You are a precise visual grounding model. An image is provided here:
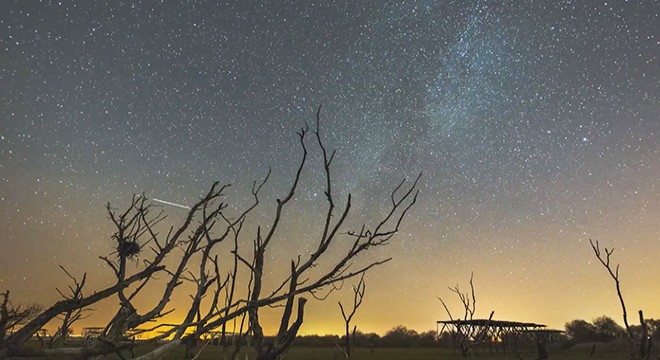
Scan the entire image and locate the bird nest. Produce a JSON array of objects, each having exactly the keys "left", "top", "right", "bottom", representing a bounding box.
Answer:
[{"left": 117, "top": 240, "right": 141, "bottom": 259}]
